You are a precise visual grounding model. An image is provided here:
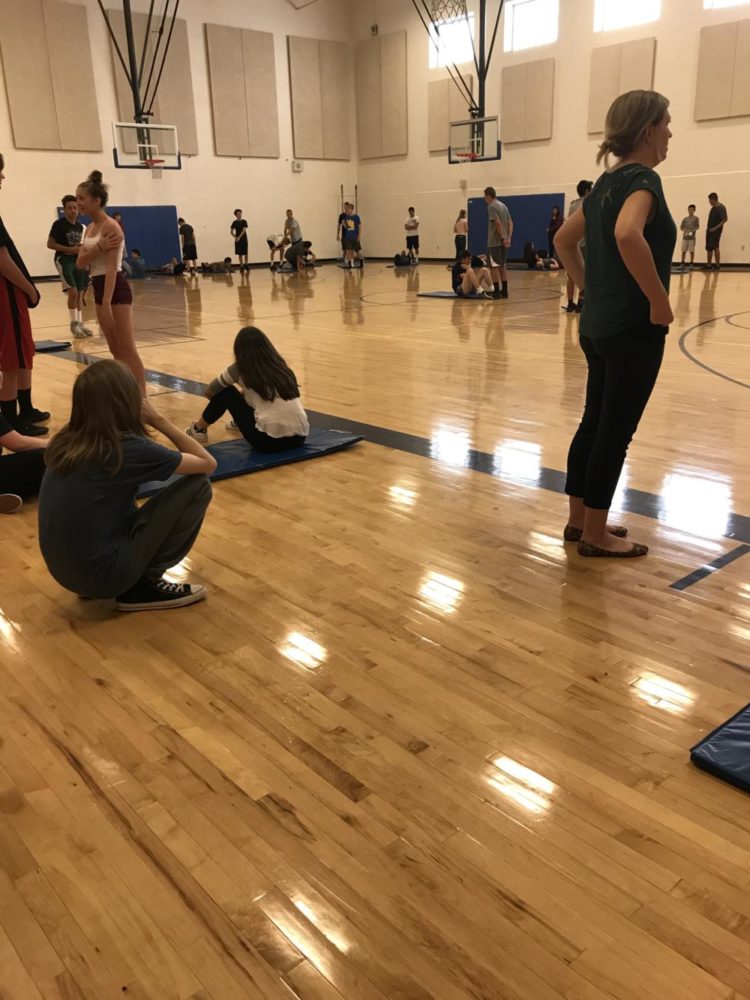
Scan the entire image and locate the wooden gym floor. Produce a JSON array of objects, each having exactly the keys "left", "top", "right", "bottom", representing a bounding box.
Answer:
[{"left": 1, "top": 262, "right": 748, "bottom": 1000}]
